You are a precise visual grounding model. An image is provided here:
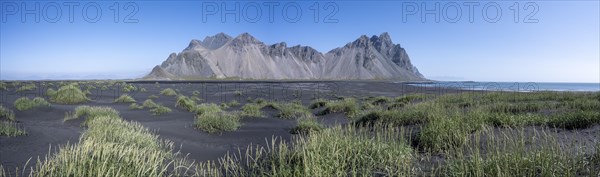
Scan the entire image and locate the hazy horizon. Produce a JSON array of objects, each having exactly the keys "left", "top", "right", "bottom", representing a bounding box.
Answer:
[{"left": 1, "top": 1, "right": 598, "bottom": 83}]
